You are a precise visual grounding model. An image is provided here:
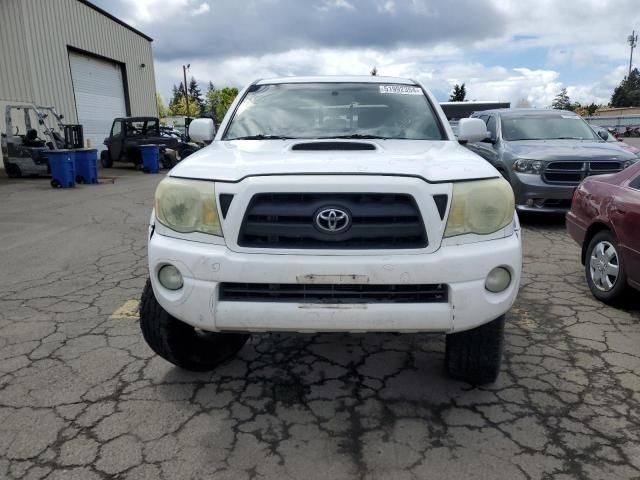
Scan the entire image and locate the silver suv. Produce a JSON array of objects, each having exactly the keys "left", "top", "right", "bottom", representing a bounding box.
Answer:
[{"left": 466, "top": 109, "right": 637, "bottom": 213}]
